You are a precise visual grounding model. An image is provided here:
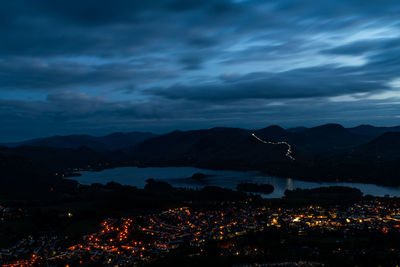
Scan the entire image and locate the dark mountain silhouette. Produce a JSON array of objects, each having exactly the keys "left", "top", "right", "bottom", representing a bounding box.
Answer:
[
  {"left": 287, "top": 126, "right": 308, "bottom": 133},
  {"left": 1, "top": 132, "right": 156, "bottom": 151},
  {"left": 350, "top": 132, "right": 400, "bottom": 161},
  {"left": 254, "top": 124, "right": 368, "bottom": 156},
  {"left": 255, "top": 125, "right": 288, "bottom": 140},
  {"left": 2, "top": 135, "right": 104, "bottom": 150},
  {"left": 96, "top": 132, "right": 157, "bottom": 150},
  {"left": 0, "top": 145, "right": 108, "bottom": 171},
  {"left": 298, "top": 124, "right": 369, "bottom": 153},
  {"left": 348, "top": 125, "right": 400, "bottom": 138},
  {"left": 3, "top": 124, "right": 398, "bottom": 155},
  {"left": 127, "top": 127, "right": 291, "bottom": 170},
  {"left": 3, "top": 123, "right": 400, "bottom": 188}
]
